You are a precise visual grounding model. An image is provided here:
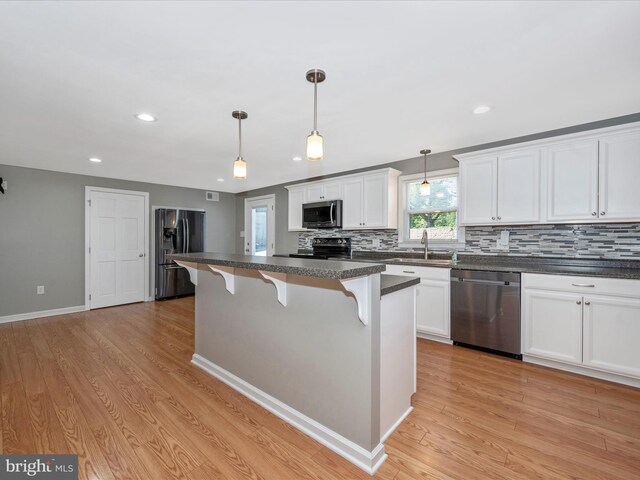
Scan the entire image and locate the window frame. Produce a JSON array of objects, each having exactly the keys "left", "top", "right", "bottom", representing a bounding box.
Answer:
[{"left": 397, "top": 168, "right": 465, "bottom": 249}]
